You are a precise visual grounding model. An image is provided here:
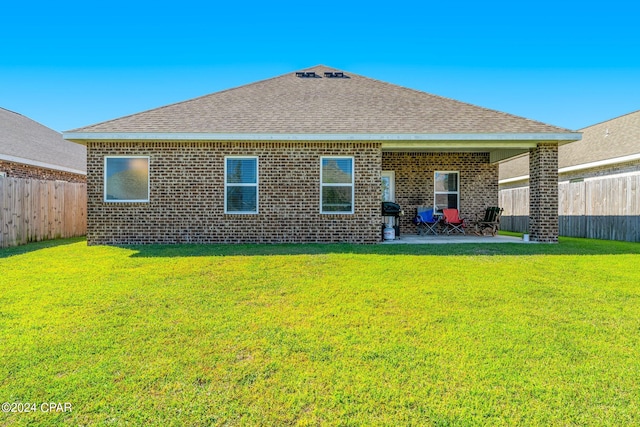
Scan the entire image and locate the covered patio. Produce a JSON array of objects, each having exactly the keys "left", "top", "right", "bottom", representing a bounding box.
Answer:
[{"left": 382, "top": 140, "right": 574, "bottom": 243}]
